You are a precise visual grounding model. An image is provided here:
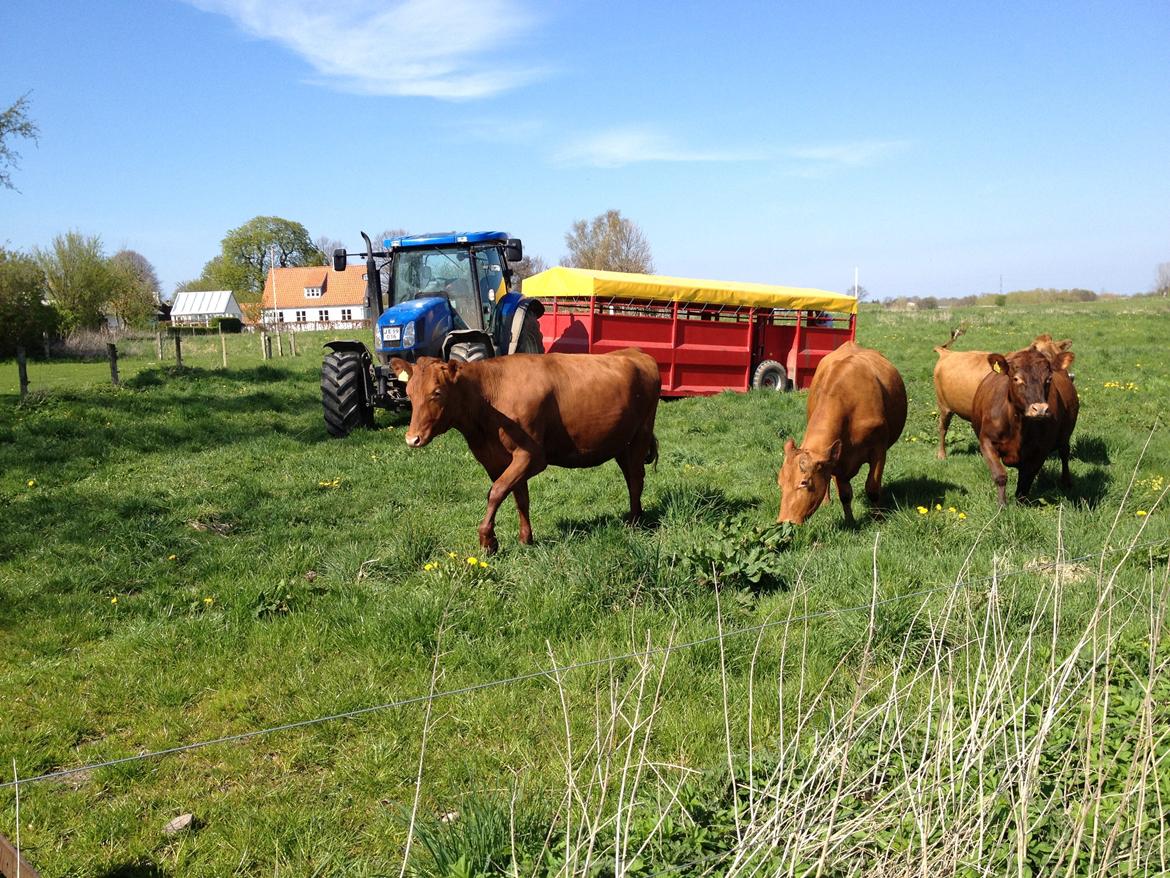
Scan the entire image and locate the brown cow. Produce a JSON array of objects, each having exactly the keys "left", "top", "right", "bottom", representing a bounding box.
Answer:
[
  {"left": 390, "top": 349, "right": 660, "bottom": 553},
  {"left": 778, "top": 342, "right": 907, "bottom": 525},
  {"left": 970, "top": 346, "right": 1078, "bottom": 506},
  {"left": 933, "top": 332, "right": 1072, "bottom": 458}
]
